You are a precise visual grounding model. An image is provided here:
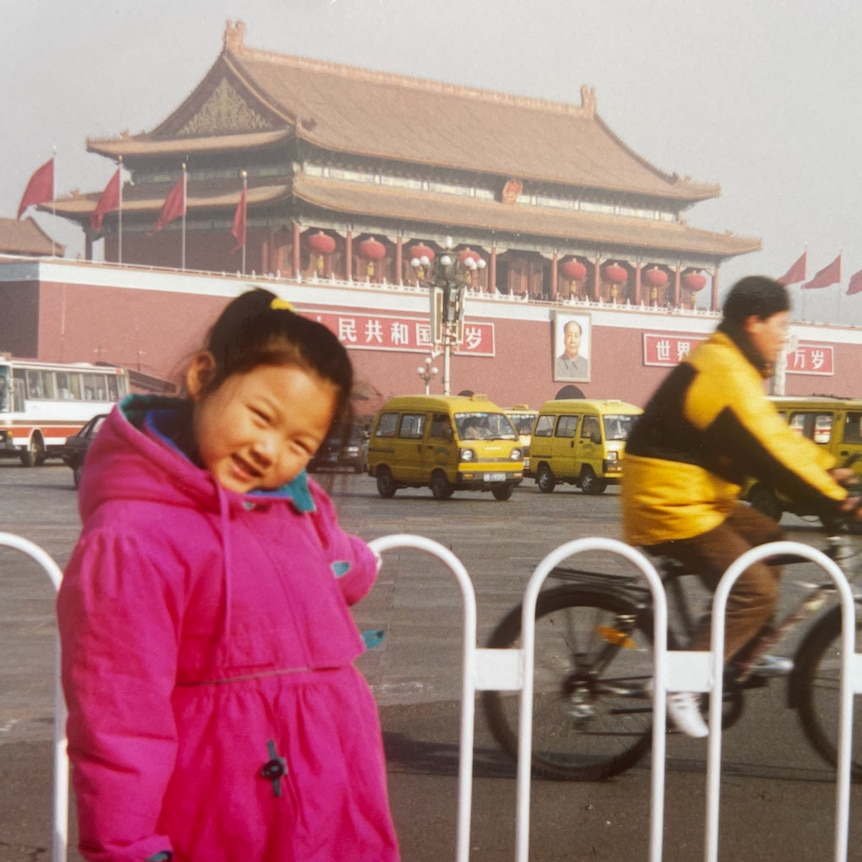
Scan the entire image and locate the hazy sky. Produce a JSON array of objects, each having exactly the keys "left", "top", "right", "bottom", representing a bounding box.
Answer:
[{"left": 4, "top": 0, "right": 862, "bottom": 324}]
